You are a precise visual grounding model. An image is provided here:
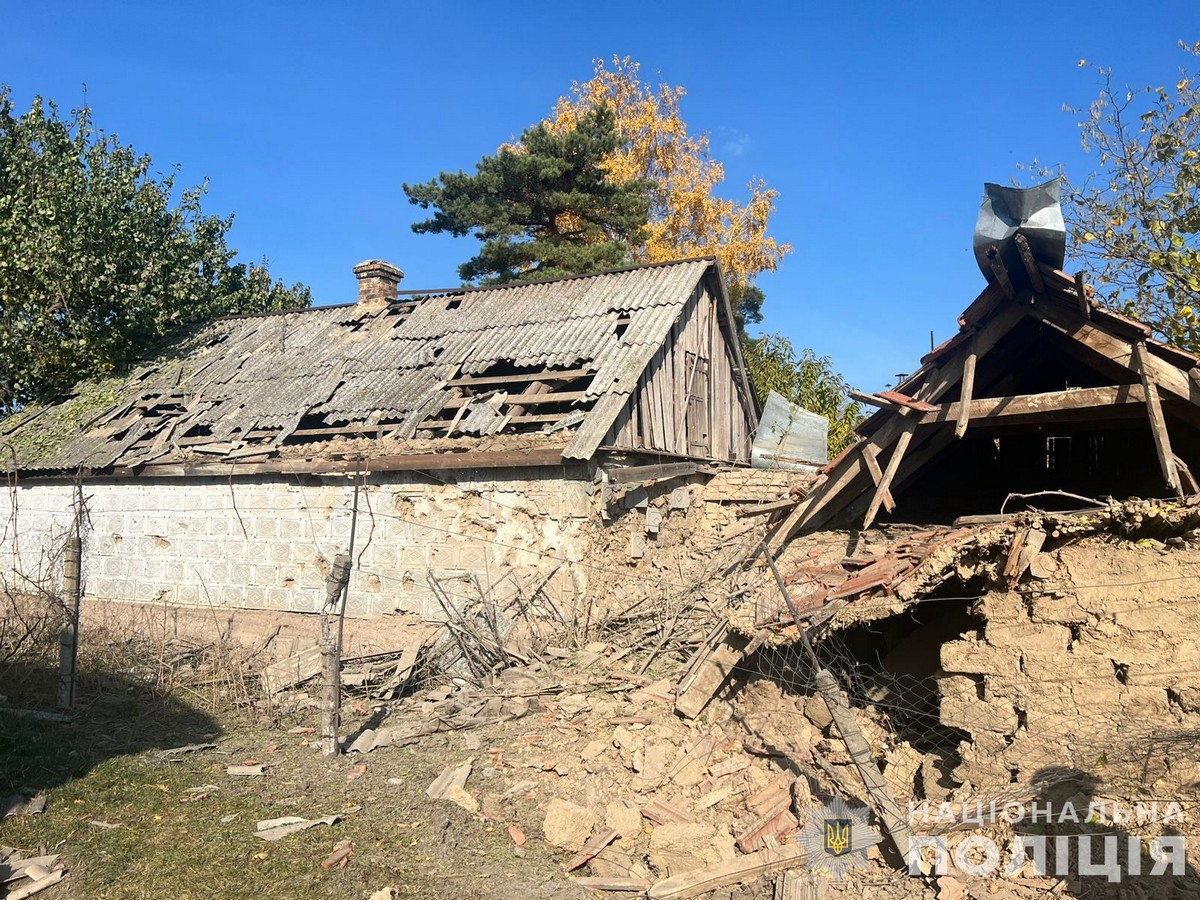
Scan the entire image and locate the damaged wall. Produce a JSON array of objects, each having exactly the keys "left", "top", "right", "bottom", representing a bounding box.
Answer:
[
  {"left": 0, "top": 464, "right": 800, "bottom": 624},
  {"left": 939, "top": 539, "right": 1200, "bottom": 793},
  {"left": 0, "top": 467, "right": 595, "bottom": 619}
]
